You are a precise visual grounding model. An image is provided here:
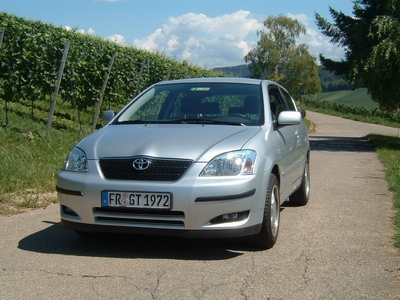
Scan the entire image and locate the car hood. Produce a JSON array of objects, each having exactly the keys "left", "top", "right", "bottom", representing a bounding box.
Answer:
[{"left": 77, "top": 124, "right": 261, "bottom": 162}]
